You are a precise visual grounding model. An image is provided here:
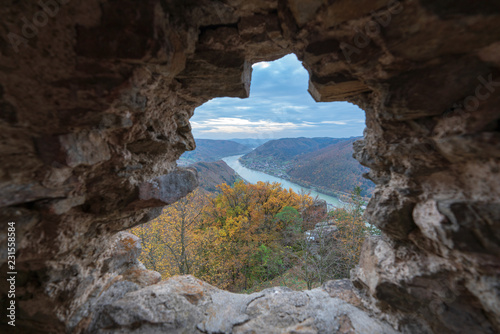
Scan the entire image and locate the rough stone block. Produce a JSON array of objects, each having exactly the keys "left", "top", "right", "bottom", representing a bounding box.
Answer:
[
  {"left": 127, "top": 168, "right": 198, "bottom": 210},
  {"left": 309, "top": 78, "right": 370, "bottom": 102},
  {"left": 287, "top": 0, "right": 325, "bottom": 26},
  {"left": 435, "top": 132, "right": 500, "bottom": 163},
  {"left": 36, "top": 131, "right": 111, "bottom": 168},
  {"left": 89, "top": 275, "right": 399, "bottom": 333},
  {"left": 364, "top": 187, "right": 417, "bottom": 240}
]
